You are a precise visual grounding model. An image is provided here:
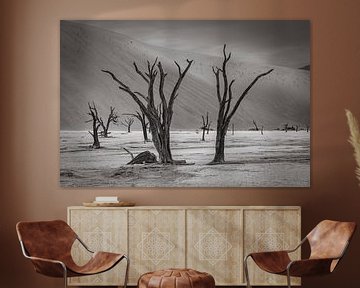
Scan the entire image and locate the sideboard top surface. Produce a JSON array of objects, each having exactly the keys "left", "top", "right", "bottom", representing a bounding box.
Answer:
[{"left": 68, "top": 205, "right": 301, "bottom": 210}]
